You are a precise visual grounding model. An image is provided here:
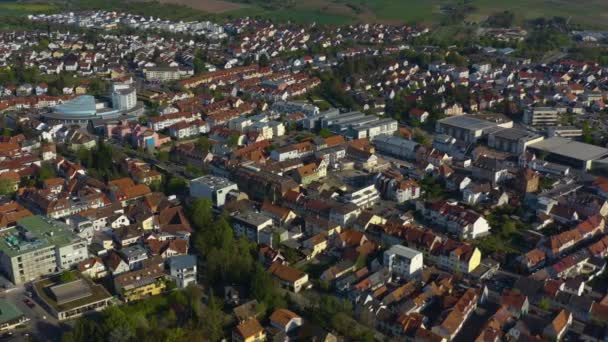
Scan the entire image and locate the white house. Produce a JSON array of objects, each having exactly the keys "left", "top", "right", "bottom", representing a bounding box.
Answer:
[{"left": 384, "top": 245, "right": 423, "bottom": 278}]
